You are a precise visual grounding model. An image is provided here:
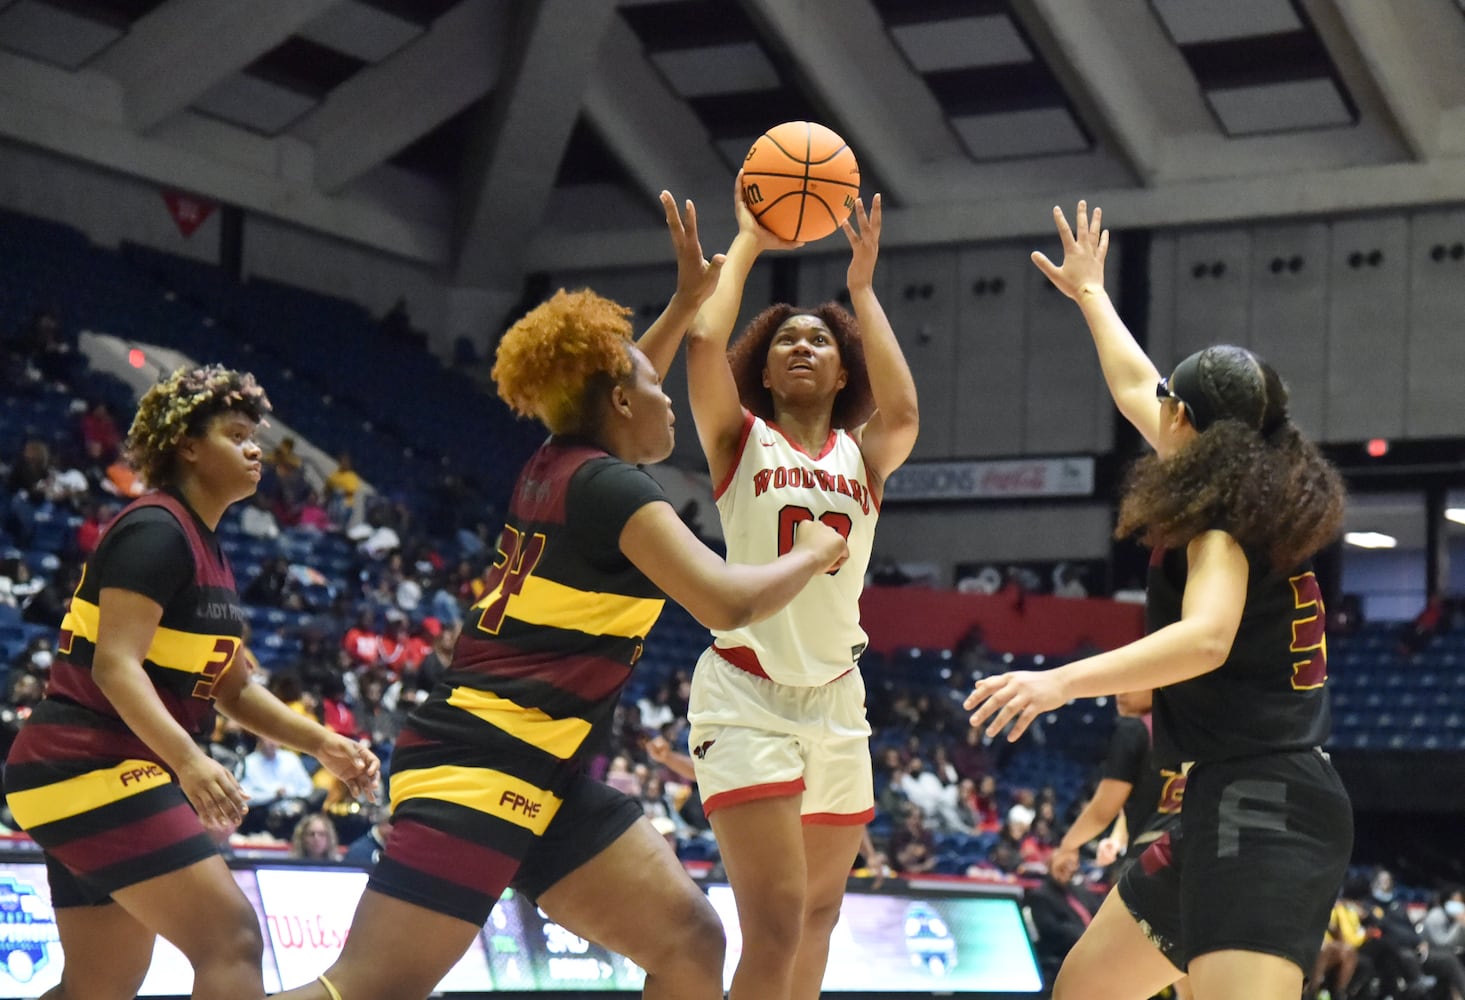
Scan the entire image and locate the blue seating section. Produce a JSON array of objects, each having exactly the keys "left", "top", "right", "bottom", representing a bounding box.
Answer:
[{"left": 1327, "top": 622, "right": 1465, "bottom": 750}]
